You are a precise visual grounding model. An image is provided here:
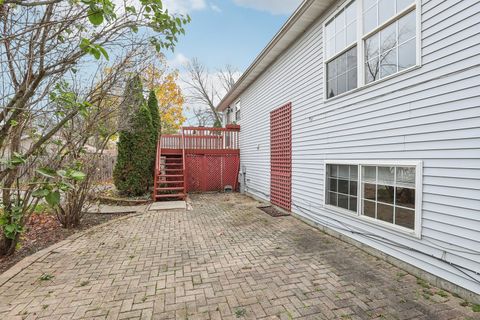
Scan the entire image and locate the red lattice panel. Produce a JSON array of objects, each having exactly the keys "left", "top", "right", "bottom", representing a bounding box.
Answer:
[
  {"left": 223, "top": 154, "right": 240, "bottom": 191},
  {"left": 205, "top": 155, "right": 222, "bottom": 191},
  {"left": 270, "top": 102, "right": 292, "bottom": 211},
  {"left": 186, "top": 153, "right": 240, "bottom": 192},
  {"left": 186, "top": 155, "right": 202, "bottom": 192}
]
